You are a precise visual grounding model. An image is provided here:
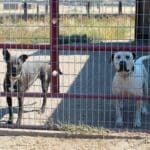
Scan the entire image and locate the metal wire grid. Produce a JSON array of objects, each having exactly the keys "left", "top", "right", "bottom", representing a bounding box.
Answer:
[
  {"left": 0, "top": 0, "right": 149, "bottom": 133},
  {"left": 58, "top": 0, "right": 150, "bottom": 130},
  {"left": 0, "top": 0, "right": 53, "bottom": 128}
]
